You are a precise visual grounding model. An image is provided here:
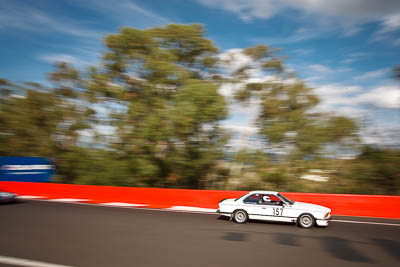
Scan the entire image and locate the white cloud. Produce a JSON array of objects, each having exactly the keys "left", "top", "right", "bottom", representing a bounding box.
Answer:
[
  {"left": 218, "top": 82, "right": 244, "bottom": 97},
  {"left": 219, "top": 84, "right": 261, "bottom": 126},
  {"left": 371, "top": 12, "right": 400, "bottom": 45},
  {"left": 197, "top": 0, "right": 281, "bottom": 21},
  {"left": 218, "top": 49, "right": 253, "bottom": 73},
  {"left": 122, "top": 0, "right": 169, "bottom": 24},
  {"left": 292, "top": 49, "right": 313, "bottom": 56},
  {"left": 380, "top": 13, "right": 400, "bottom": 33},
  {"left": 303, "top": 64, "right": 351, "bottom": 79},
  {"left": 361, "top": 122, "right": 400, "bottom": 147},
  {"left": 308, "top": 64, "right": 333, "bottom": 73},
  {"left": 341, "top": 58, "right": 356, "bottom": 64},
  {"left": 220, "top": 121, "right": 265, "bottom": 150},
  {"left": 220, "top": 123, "right": 258, "bottom": 135},
  {"left": 73, "top": 0, "right": 171, "bottom": 26},
  {"left": 353, "top": 68, "right": 389, "bottom": 81},
  {"left": 313, "top": 83, "right": 400, "bottom": 111},
  {"left": 37, "top": 53, "right": 92, "bottom": 67},
  {"left": 197, "top": 0, "right": 400, "bottom": 22},
  {"left": 251, "top": 27, "right": 325, "bottom": 45},
  {"left": 0, "top": 0, "right": 171, "bottom": 40},
  {"left": 311, "top": 82, "right": 400, "bottom": 146},
  {"left": 314, "top": 84, "right": 362, "bottom": 96},
  {"left": 312, "top": 84, "right": 365, "bottom": 116},
  {"left": 198, "top": 0, "right": 400, "bottom": 43},
  {"left": 0, "top": 1, "right": 101, "bottom": 38},
  {"left": 218, "top": 48, "right": 280, "bottom": 82},
  {"left": 341, "top": 52, "right": 370, "bottom": 65},
  {"left": 356, "top": 86, "right": 400, "bottom": 108}
]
